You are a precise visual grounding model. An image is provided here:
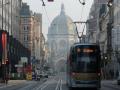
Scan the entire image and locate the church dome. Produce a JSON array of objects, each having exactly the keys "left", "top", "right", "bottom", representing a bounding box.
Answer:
[{"left": 48, "top": 4, "right": 76, "bottom": 36}]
